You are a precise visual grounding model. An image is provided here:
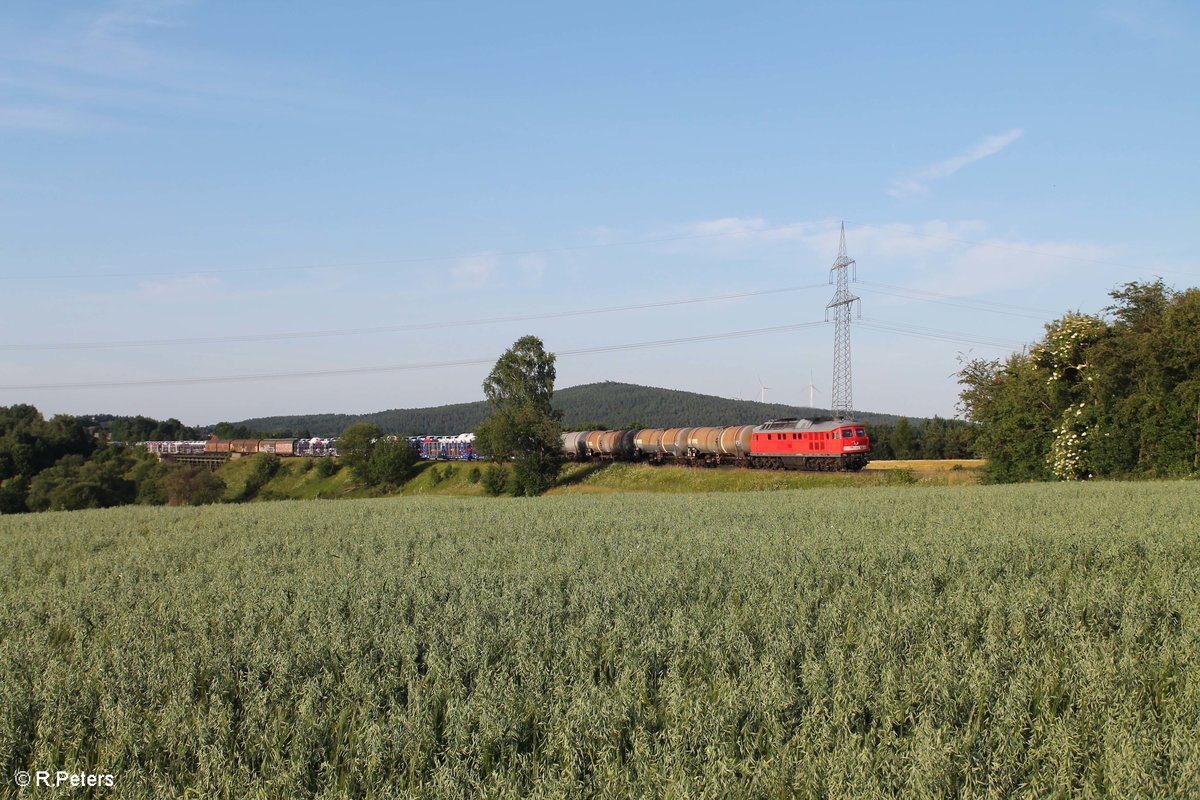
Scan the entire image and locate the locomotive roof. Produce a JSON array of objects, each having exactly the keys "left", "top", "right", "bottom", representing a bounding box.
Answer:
[{"left": 754, "top": 417, "right": 864, "bottom": 432}]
